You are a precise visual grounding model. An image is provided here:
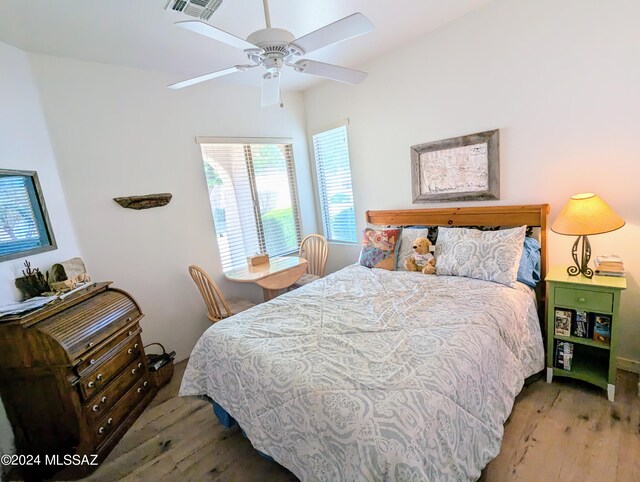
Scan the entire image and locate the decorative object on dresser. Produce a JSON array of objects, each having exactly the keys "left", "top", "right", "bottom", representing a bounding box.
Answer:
[
  {"left": 411, "top": 129, "right": 500, "bottom": 202},
  {"left": 0, "top": 282, "right": 156, "bottom": 480},
  {"left": 113, "top": 193, "right": 172, "bottom": 210},
  {"left": 551, "top": 193, "right": 625, "bottom": 279},
  {"left": 49, "top": 256, "right": 91, "bottom": 292},
  {"left": 14, "top": 259, "right": 50, "bottom": 299},
  {"left": 545, "top": 266, "right": 626, "bottom": 401}
]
